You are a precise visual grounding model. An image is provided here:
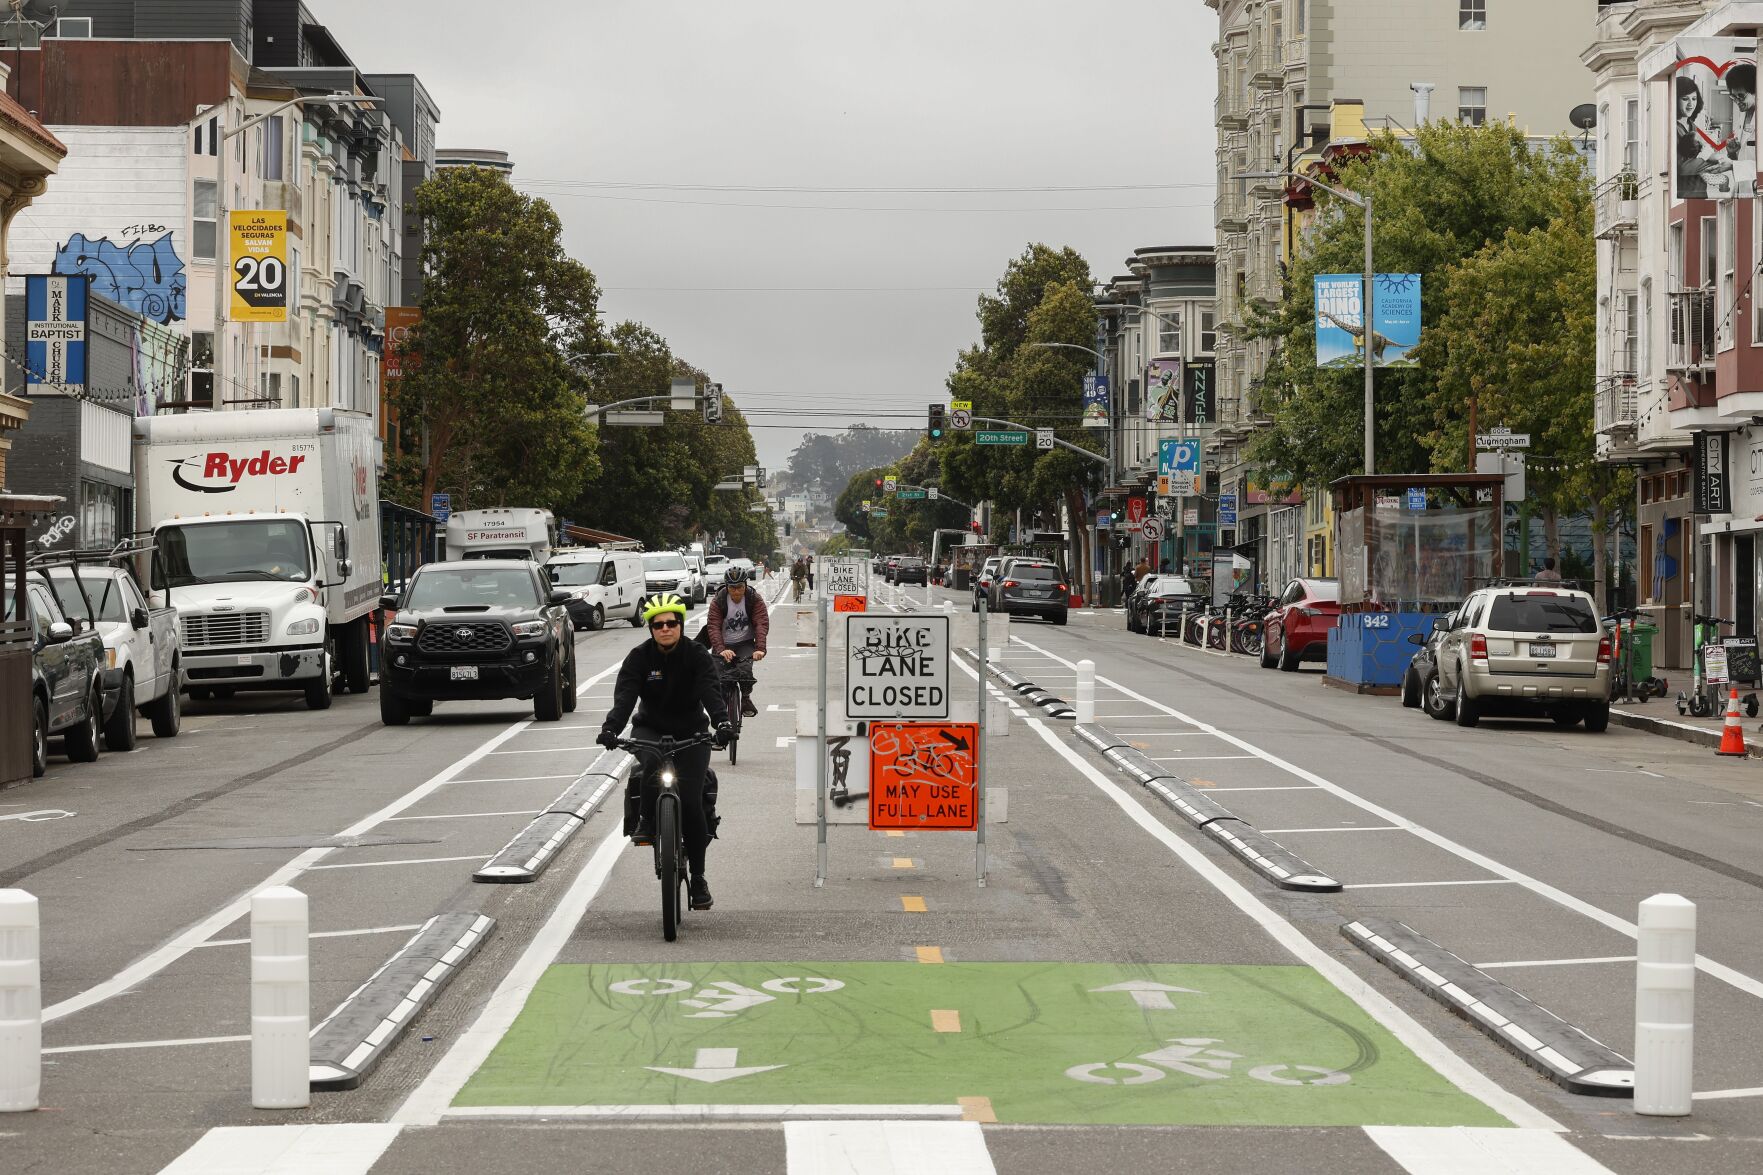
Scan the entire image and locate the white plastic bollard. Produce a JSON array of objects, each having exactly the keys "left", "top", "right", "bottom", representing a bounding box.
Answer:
[
  {"left": 251, "top": 886, "right": 310, "bottom": 1109},
  {"left": 0, "top": 889, "right": 41, "bottom": 1113},
  {"left": 1076, "top": 659, "right": 1096, "bottom": 724},
  {"left": 1634, "top": 893, "right": 1696, "bottom": 1116}
]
